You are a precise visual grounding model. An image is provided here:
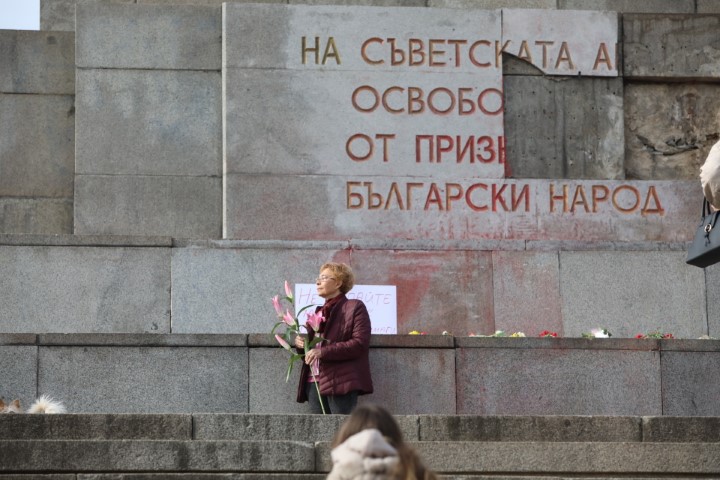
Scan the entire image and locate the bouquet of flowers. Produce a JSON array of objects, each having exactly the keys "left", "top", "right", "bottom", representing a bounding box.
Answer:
[{"left": 271, "top": 281, "right": 328, "bottom": 413}]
